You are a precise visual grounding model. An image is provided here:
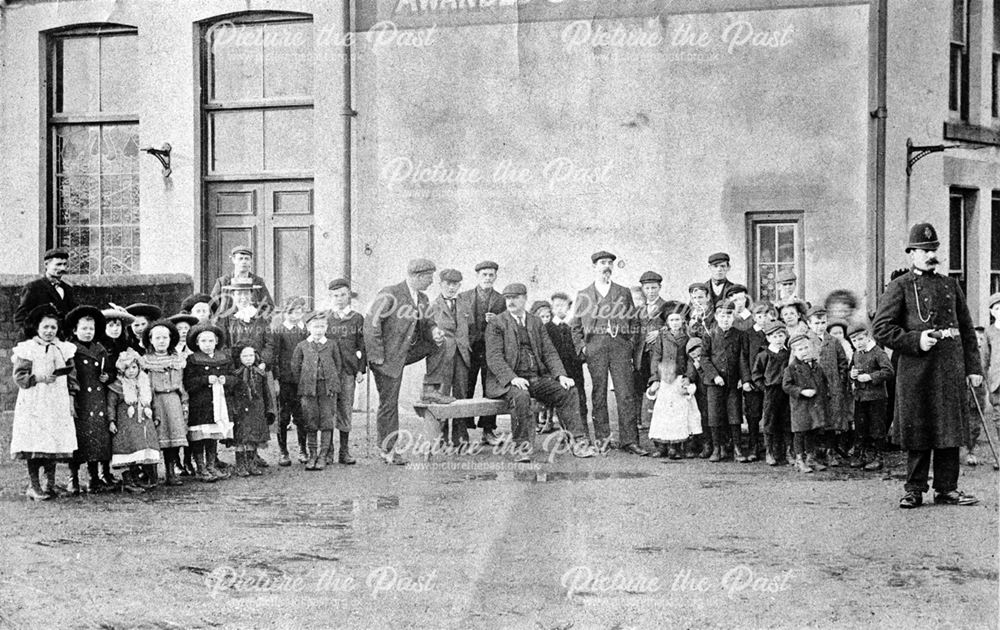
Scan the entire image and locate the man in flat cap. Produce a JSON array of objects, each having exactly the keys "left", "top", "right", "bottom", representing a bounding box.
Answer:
[
  {"left": 364, "top": 258, "right": 442, "bottom": 465},
  {"left": 634, "top": 270, "right": 668, "bottom": 428},
  {"left": 211, "top": 245, "right": 274, "bottom": 318},
  {"left": 14, "top": 248, "right": 78, "bottom": 338},
  {"left": 423, "top": 269, "right": 474, "bottom": 445},
  {"left": 705, "top": 252, "right": 738, "bottom": 308},
  {"left": 485, "top": 283, "right": 596, "bottom": 462},
  {"left": 873, "top": 222, "right": 982, "bottom": 508},
  {"left": 571, "top": 251, "right": 647, "bottom": 455},
  {"left": 460, "top": 260, "right": 507, "bottom": 445},
  {"left": 775, "top": 269, "right": 800, "bottom": 303}
]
